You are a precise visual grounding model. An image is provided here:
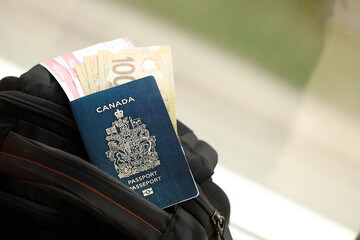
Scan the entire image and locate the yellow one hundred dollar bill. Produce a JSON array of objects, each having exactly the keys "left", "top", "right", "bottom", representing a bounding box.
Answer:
[{"left": 103, "top": 46, "right": 177, "bottom": 131}]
